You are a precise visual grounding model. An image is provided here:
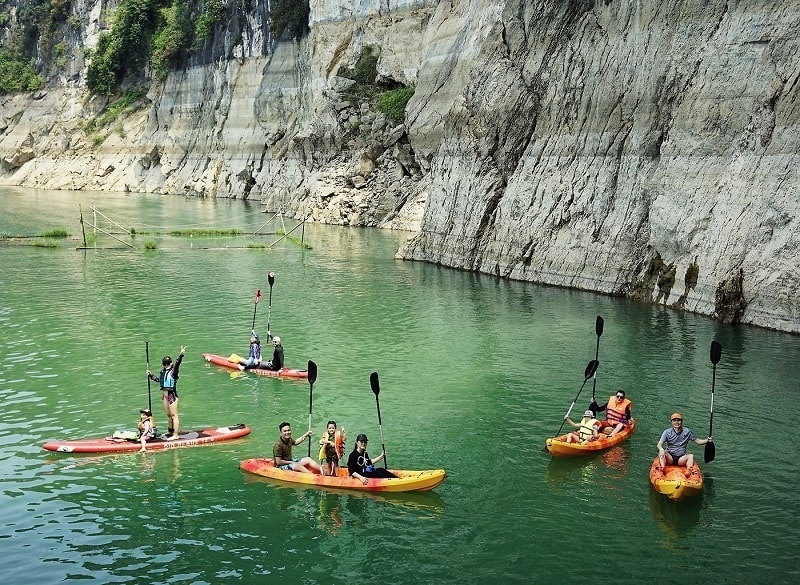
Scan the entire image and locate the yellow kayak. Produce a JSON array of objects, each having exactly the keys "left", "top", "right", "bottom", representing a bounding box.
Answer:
[
  {"left": 545, "top": 419, "right": 636, "bottom": 456},
  {"left": 239, "top": 458, "right": 446, "bottom": 492},
  {"left": 649, "top": 456, "right": 704, "bottom": 500}
]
